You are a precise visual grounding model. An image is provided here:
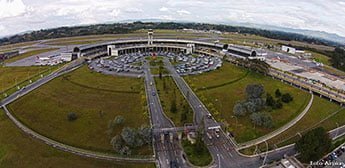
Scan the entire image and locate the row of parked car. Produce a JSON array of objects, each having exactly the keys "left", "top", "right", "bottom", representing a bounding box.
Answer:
[
  {"left": 175, "top": 54, "right": 222, "bottom": 75},
  {"left": 317, "top": 145, "right": 345, "bottom": 167},
  {"left": 88, "top": 51, "right": 223, "bottom": 76}
]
